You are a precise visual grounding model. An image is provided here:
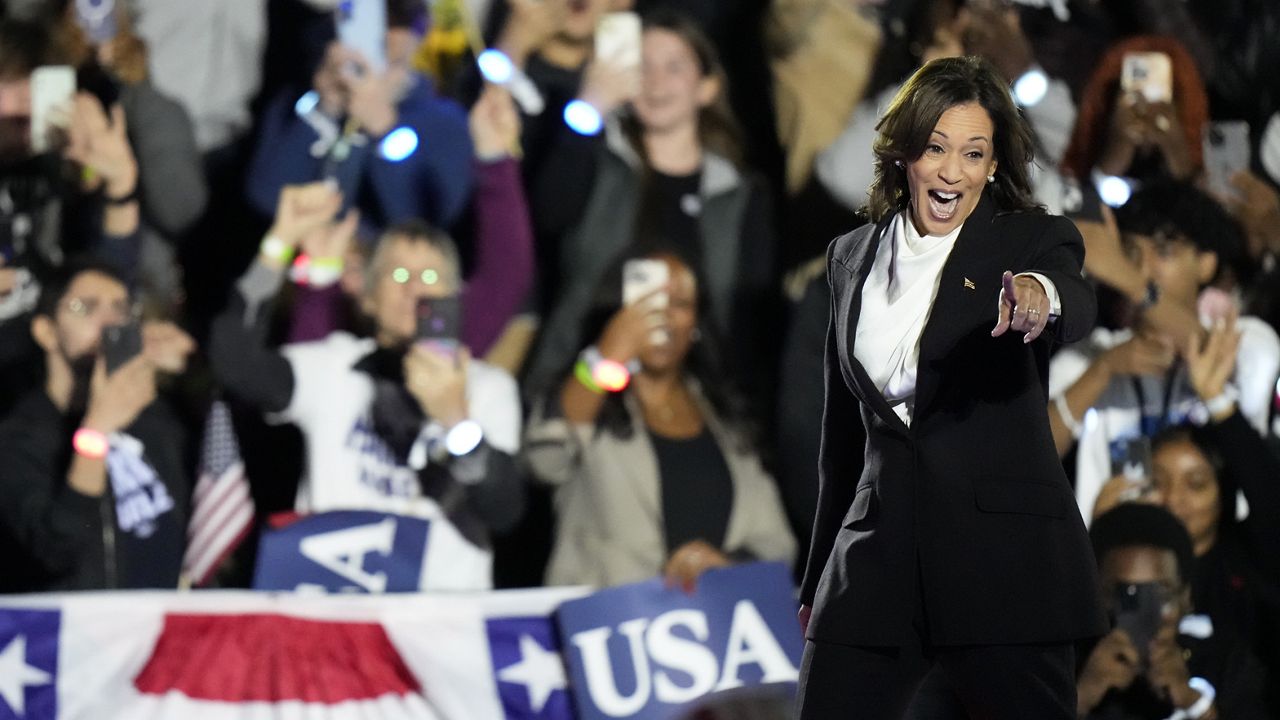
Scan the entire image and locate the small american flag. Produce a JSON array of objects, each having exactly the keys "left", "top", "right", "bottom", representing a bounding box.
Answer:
[{"left": 182, "top": 400, "right": 255, "bottom": 587}]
